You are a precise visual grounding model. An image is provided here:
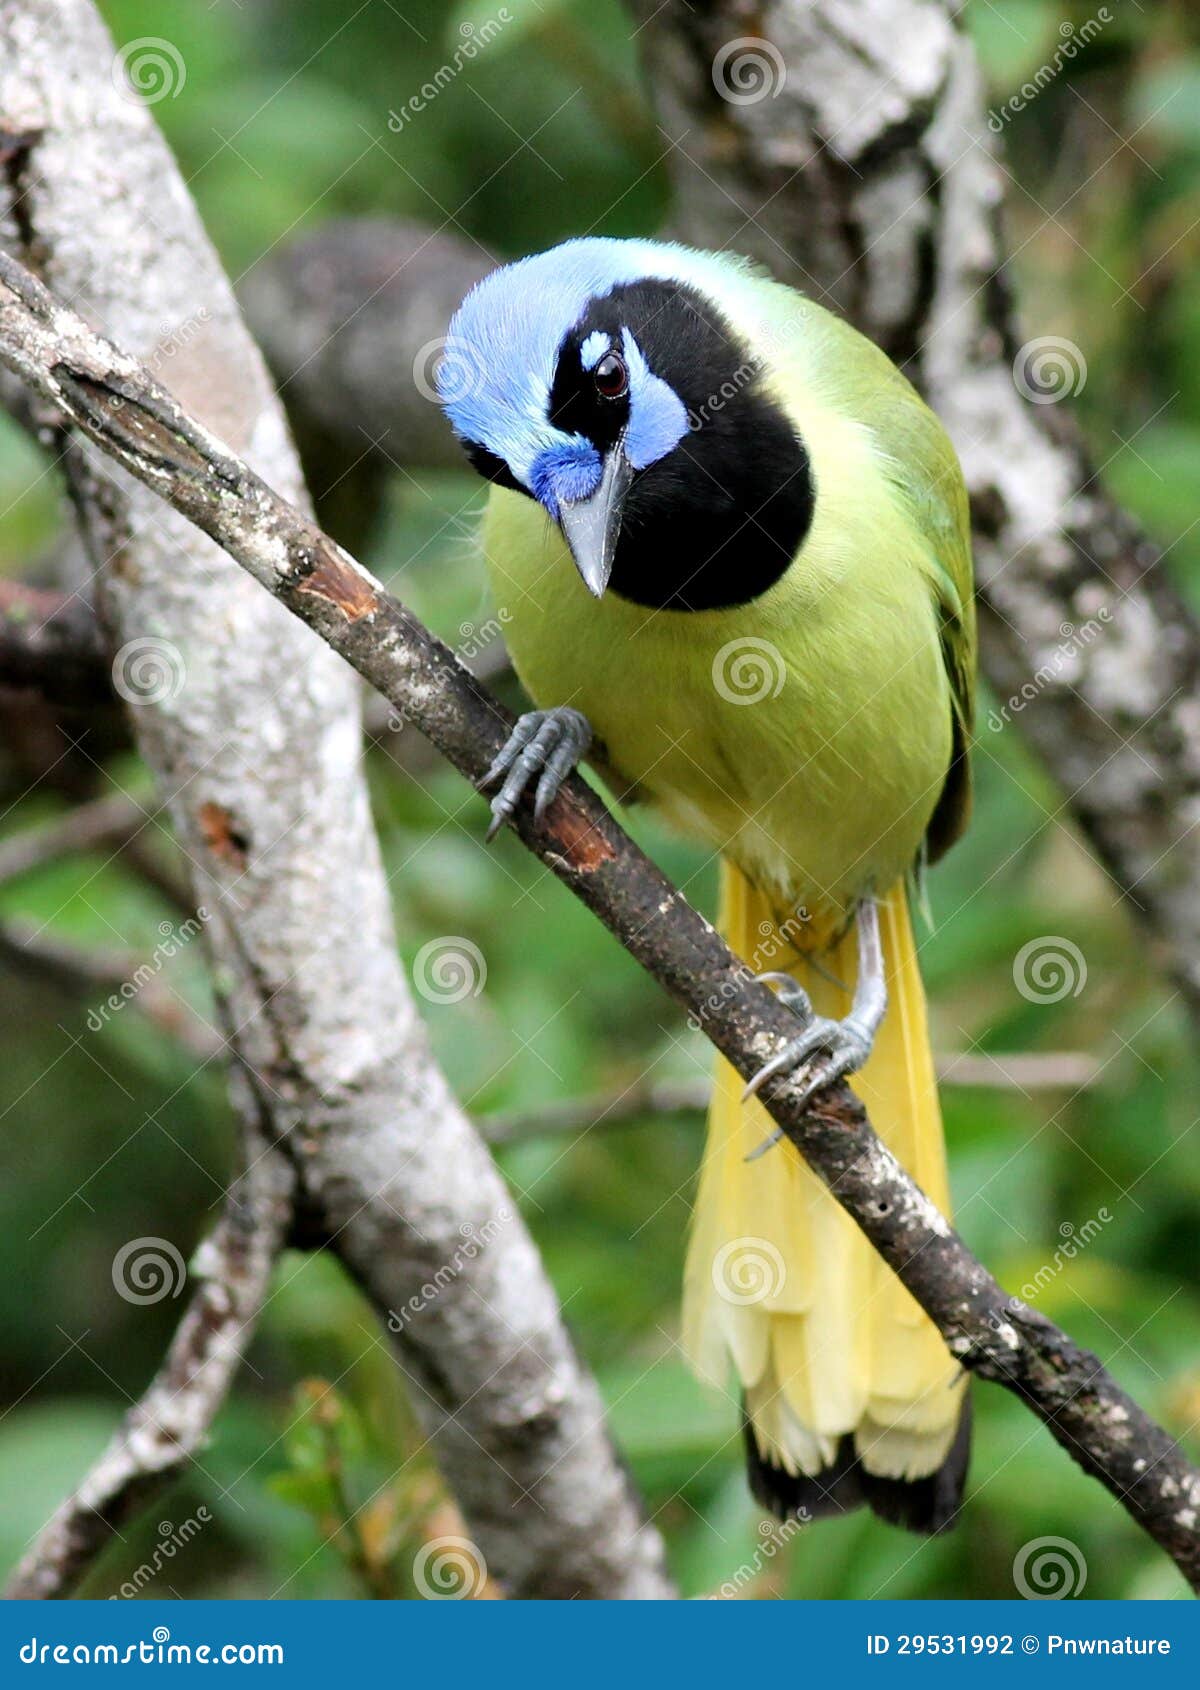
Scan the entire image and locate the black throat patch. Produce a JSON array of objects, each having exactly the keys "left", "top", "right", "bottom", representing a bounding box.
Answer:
[{"left": 551, "top": 277, "right": 815, "bottom": 611}]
